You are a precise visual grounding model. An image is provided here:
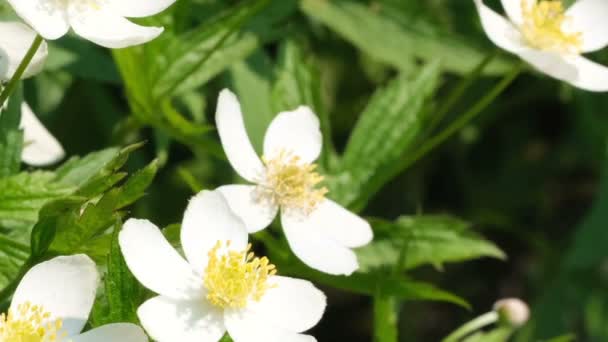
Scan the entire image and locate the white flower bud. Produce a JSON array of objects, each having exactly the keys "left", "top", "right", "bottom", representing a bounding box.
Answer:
[{"left": 493, "top": 298, "right": 530, "bottom": 327}]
